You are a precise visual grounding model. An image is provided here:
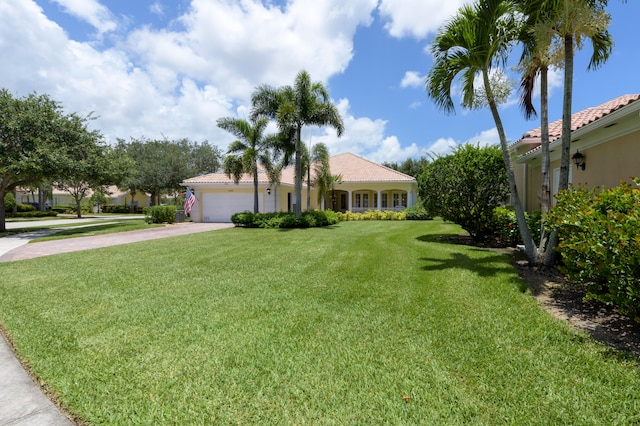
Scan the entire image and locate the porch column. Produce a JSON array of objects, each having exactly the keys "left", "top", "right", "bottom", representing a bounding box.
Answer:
[
  {"left": 377, "top": 190, "right": 381, "bottom": 209},
  {"left": 348, "top": 190, "right": 352, "bottom": 211}
]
